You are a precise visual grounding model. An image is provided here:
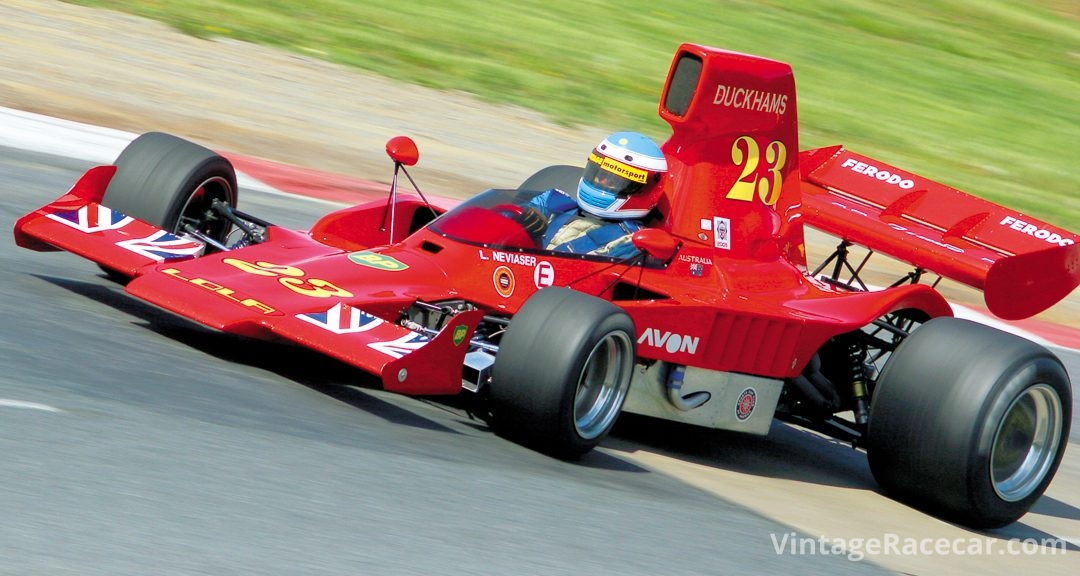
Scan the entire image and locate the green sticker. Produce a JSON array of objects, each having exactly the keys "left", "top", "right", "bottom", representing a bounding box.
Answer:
[
  {"left": 452, "top": 325, "right": 468, "bottom": 346},
  {"left": 348, "top": 251, "right": 409, "bottom": 271}
]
